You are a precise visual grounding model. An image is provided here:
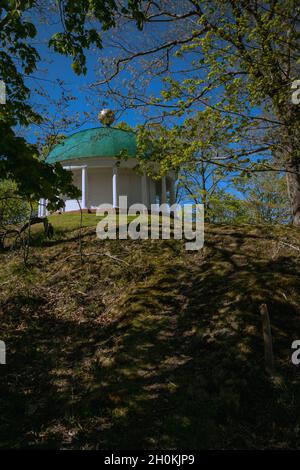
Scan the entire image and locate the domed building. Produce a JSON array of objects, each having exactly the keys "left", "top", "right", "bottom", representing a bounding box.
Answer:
[{"left": 38, "top": 119, "right": 176, "bottom": 216}]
